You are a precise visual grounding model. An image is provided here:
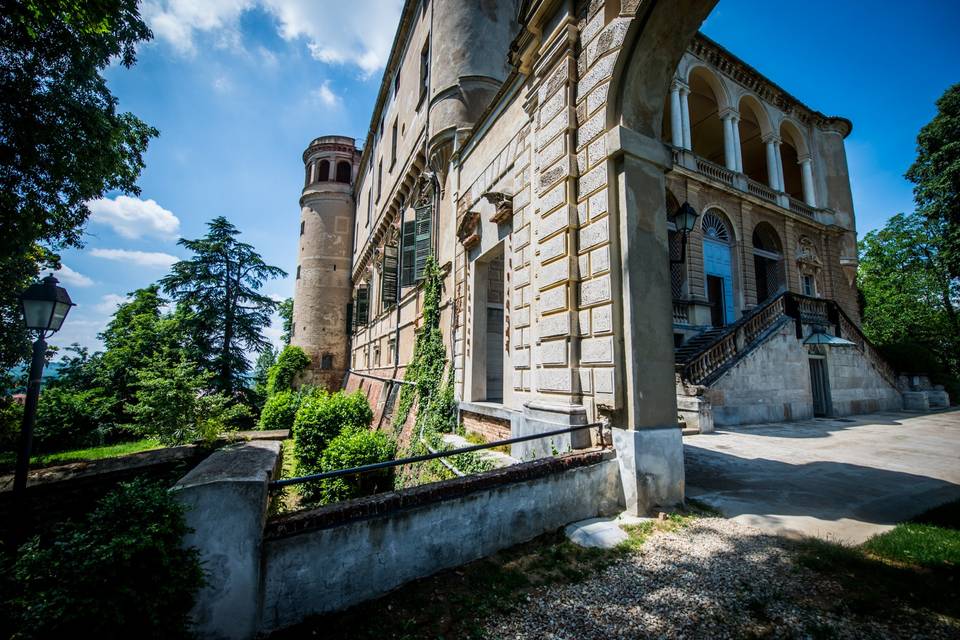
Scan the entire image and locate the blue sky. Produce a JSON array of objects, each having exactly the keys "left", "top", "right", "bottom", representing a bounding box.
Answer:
[{"left": 49, "top": 0, "right": 960, "bottom": 355}]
